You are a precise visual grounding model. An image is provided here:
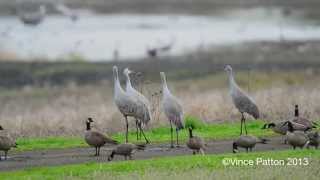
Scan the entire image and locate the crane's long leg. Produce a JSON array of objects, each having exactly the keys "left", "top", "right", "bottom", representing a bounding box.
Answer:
[
  {"left": 139, "top": 124, "right": 150, "bottom": 144},
  {"left": 240, "top": 114, "right": 243, "bottom": 136},
  {"left": 170, "top": 120, "right": 174, "bottom": 148},
  {"left": 135, "top": 119, "right": 139, "bottom": 140},
  {"left": 242, "top": 114, "right": 248, "bottom": 135},
  {"left": 125, "top": 116, "right": 129, "bottom": 143},
  {"left": 139, "top": 121, "right": 142, "bottom": 140},
  {"left": 176, "top": 128, "right": 180, "bottom": 147}
]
